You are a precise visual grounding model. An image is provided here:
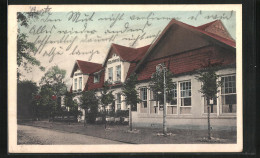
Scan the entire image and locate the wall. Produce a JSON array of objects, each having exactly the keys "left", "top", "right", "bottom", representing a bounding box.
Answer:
[
  {"left": 133, "top": 67, "right": 236, "bottom": 130},
  {"left": 105, "top": 54, "right": 131, "bottom": 83},
  {"left": 72, "top": 69, "right": 89, "bottom": 91}
]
